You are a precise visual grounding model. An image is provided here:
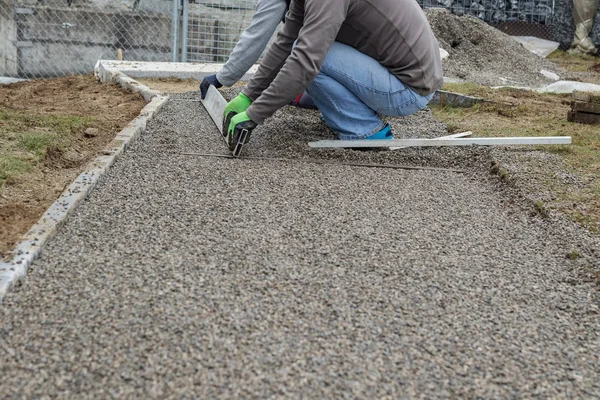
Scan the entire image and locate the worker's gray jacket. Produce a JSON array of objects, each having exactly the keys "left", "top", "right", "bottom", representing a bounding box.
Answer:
[
  {"left": 216, "top": 0, "right": 287, "bottom": 86},
  {"left": 244, "top": 0, "right": 443, "bottom": 124}
]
